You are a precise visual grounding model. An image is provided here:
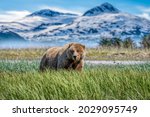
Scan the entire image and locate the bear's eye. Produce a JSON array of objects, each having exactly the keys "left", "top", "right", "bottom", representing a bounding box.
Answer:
[
  {"left": 77, "top": 50, "right": 80, "bottom": 52},
  {"left": 70, "top": 50, "right": 74, "bottom": 53}
]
